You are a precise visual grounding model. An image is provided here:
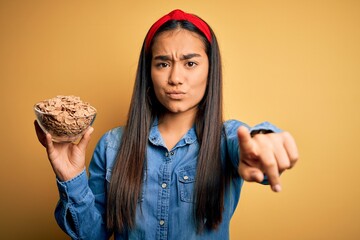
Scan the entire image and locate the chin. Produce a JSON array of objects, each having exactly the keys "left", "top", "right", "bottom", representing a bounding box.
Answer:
[
  {"left": 166, "top": 108, "right": 185, "bottom": 114},
  {"left": 165, "top": 105, "right": 198, "bottom": 115},
  {"left": 162, "top": 104, "right": 183, "bottom": 113}
]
